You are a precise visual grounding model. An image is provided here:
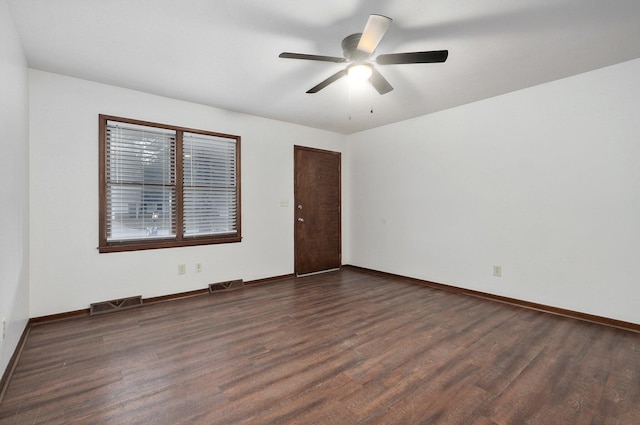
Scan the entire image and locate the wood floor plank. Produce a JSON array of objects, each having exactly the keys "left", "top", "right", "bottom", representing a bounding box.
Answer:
[{"left": 1, "top": 268, "right": 639, "bottom": 424}]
